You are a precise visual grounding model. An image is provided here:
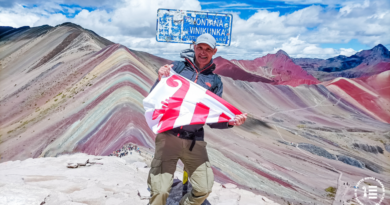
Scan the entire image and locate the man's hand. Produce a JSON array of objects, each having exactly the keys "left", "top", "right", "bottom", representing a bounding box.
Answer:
[
  {"left": 228, "top": 113, "right": 247, "bottom": 126},
  {"left": 158, "top": 64, "right": 173, "bottom": 80}
]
